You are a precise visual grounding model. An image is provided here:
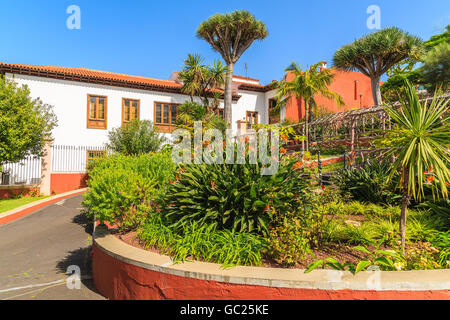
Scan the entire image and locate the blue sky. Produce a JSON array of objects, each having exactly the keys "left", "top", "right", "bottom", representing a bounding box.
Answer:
[{"left": 0, "top": 0, "right": 448, "bottom": 84}]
